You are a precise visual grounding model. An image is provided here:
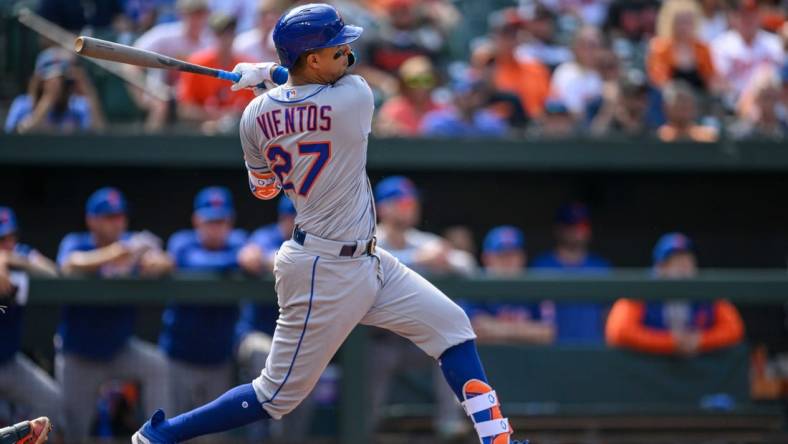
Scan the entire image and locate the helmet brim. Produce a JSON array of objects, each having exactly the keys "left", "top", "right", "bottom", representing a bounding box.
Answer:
[{"left": 315, "top": 24, "right": 363, "bottom": 50}]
